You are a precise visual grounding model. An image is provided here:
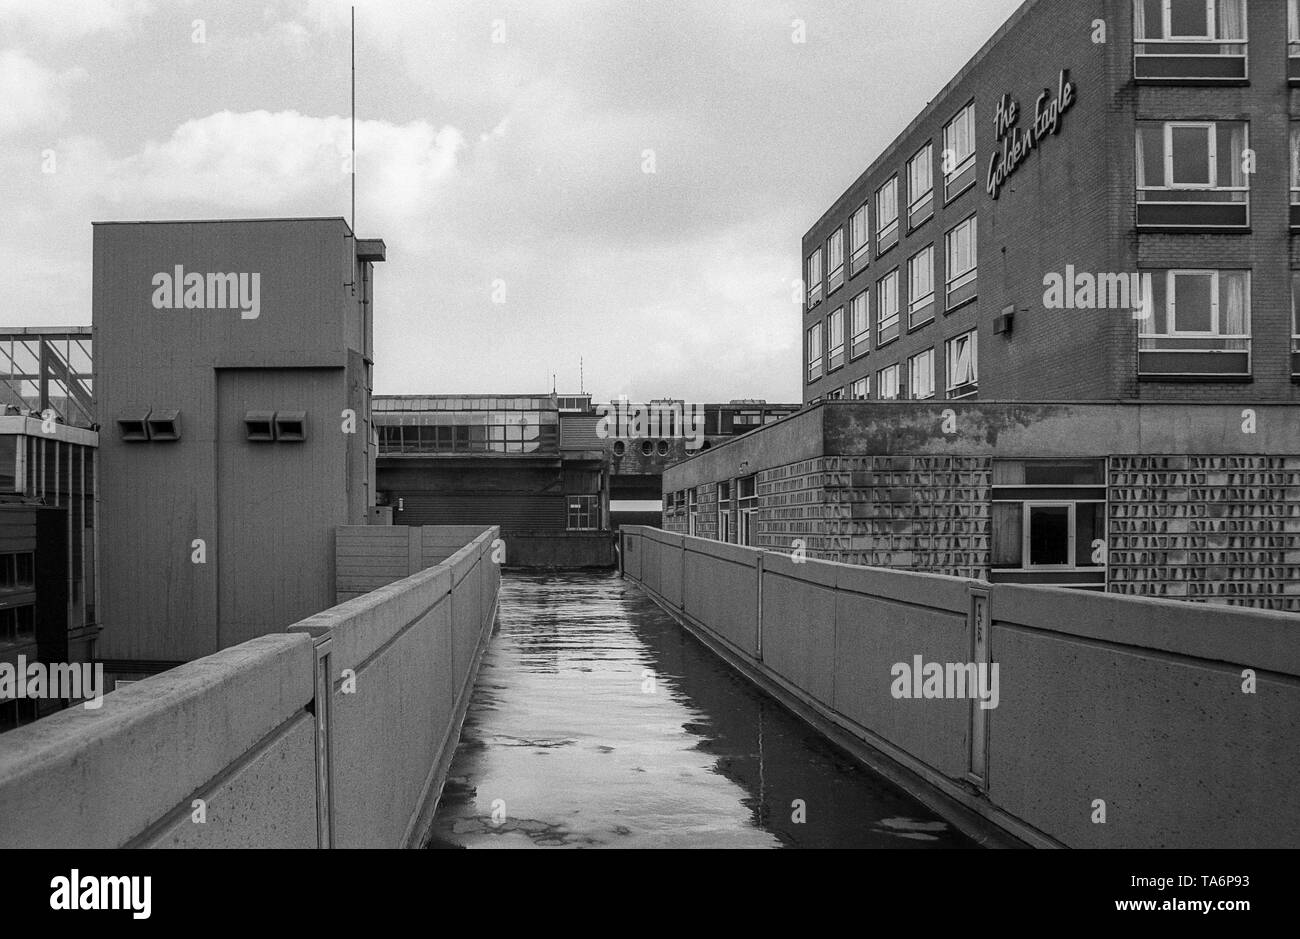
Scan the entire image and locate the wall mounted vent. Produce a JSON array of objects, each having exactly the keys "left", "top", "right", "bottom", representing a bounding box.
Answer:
[
  {"left": 117, "top": 412, "right": 151, "bottom": 442},
  {"left": 275, "top": 411, "right": 307, "bottom": 443},
  {"left": 245, "top": 410, "right": 276, "bottom": 442},
  {"left": 146, "top": 409, "right": 181, "bottom": 442}
]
